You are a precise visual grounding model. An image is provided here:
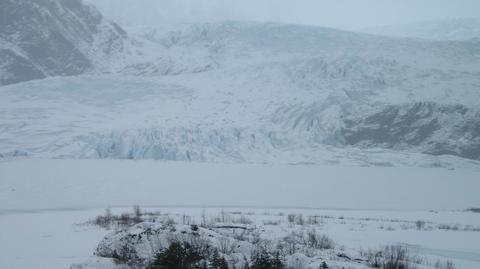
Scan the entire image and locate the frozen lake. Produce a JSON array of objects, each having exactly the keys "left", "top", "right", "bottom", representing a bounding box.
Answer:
[{"left": 1, "top": 159, "right": 480, "bottom": 211}]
